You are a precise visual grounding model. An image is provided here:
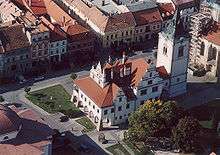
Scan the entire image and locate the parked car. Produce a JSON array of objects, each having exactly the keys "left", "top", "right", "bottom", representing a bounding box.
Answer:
[
  {"left": 34, "top": 76, "right": 45, "bottom": 82},
  {"left": 60, "top": 116, "right": 69, "bottom": 122}
]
